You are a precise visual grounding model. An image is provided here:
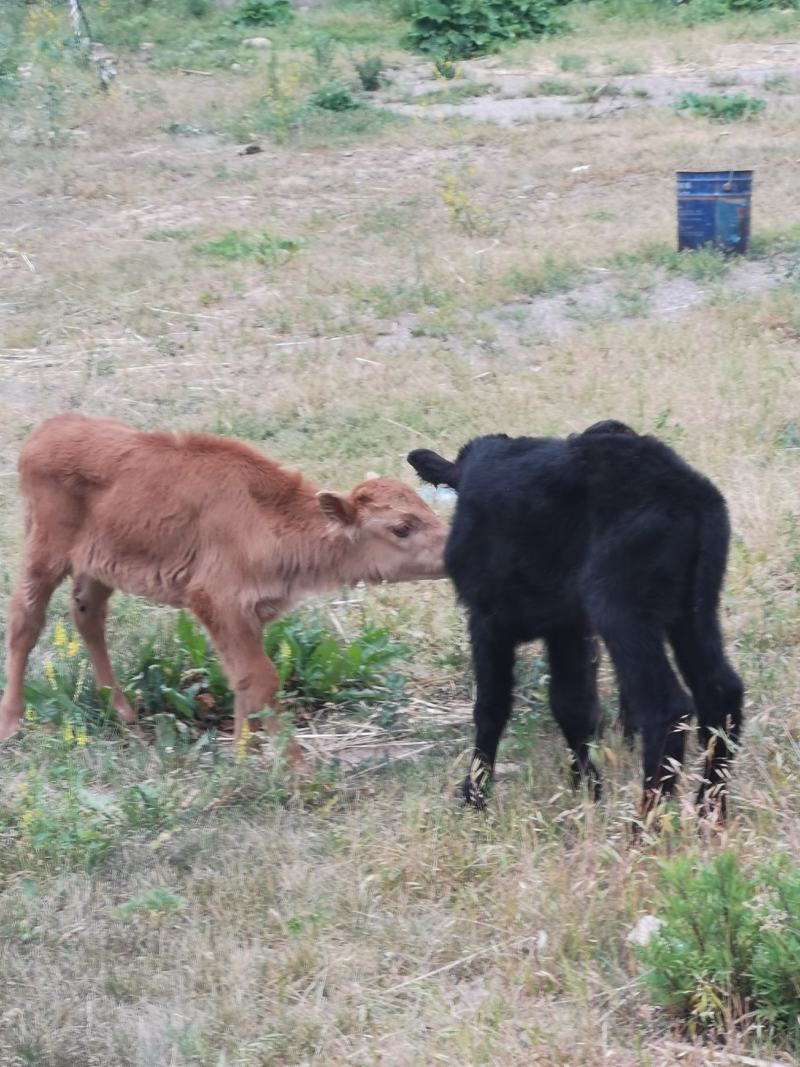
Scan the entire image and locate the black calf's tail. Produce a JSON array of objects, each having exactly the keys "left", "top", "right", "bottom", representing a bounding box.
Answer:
[
  {"left": 693, "top": 491, "right": 732, "bottom": 623},
  {"left": 687, "top": 490, "right": 744, "bottom": 743}
]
